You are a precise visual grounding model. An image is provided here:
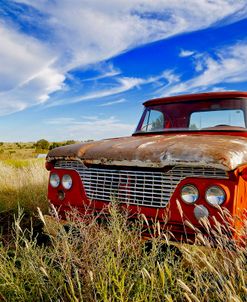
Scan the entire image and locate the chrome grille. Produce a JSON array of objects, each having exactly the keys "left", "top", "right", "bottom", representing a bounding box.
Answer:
[{"left": 55, "top": 160, "right": 228, "bottom": 208}]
